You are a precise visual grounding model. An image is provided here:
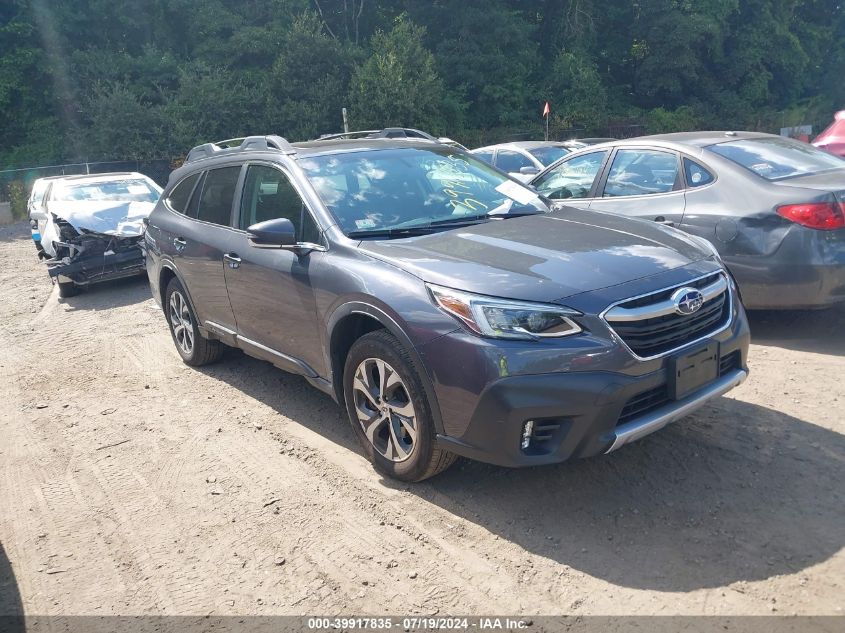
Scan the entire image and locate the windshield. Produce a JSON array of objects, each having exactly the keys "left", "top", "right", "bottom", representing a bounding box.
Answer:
[
  {"left": 708, "top": 137, "right": 845, "bottom": 181},
  {"left": 30, "top": 180, "right": 51, "bottom": 202},
  {"left": 299, "top": 146, "right": 549, "bottom": 236},
  {"left": 52, "top": 178, "right": 161, "bottom": 203},
  {"left": 528, "top": 146, "right": 571, "bottom": 166}
]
